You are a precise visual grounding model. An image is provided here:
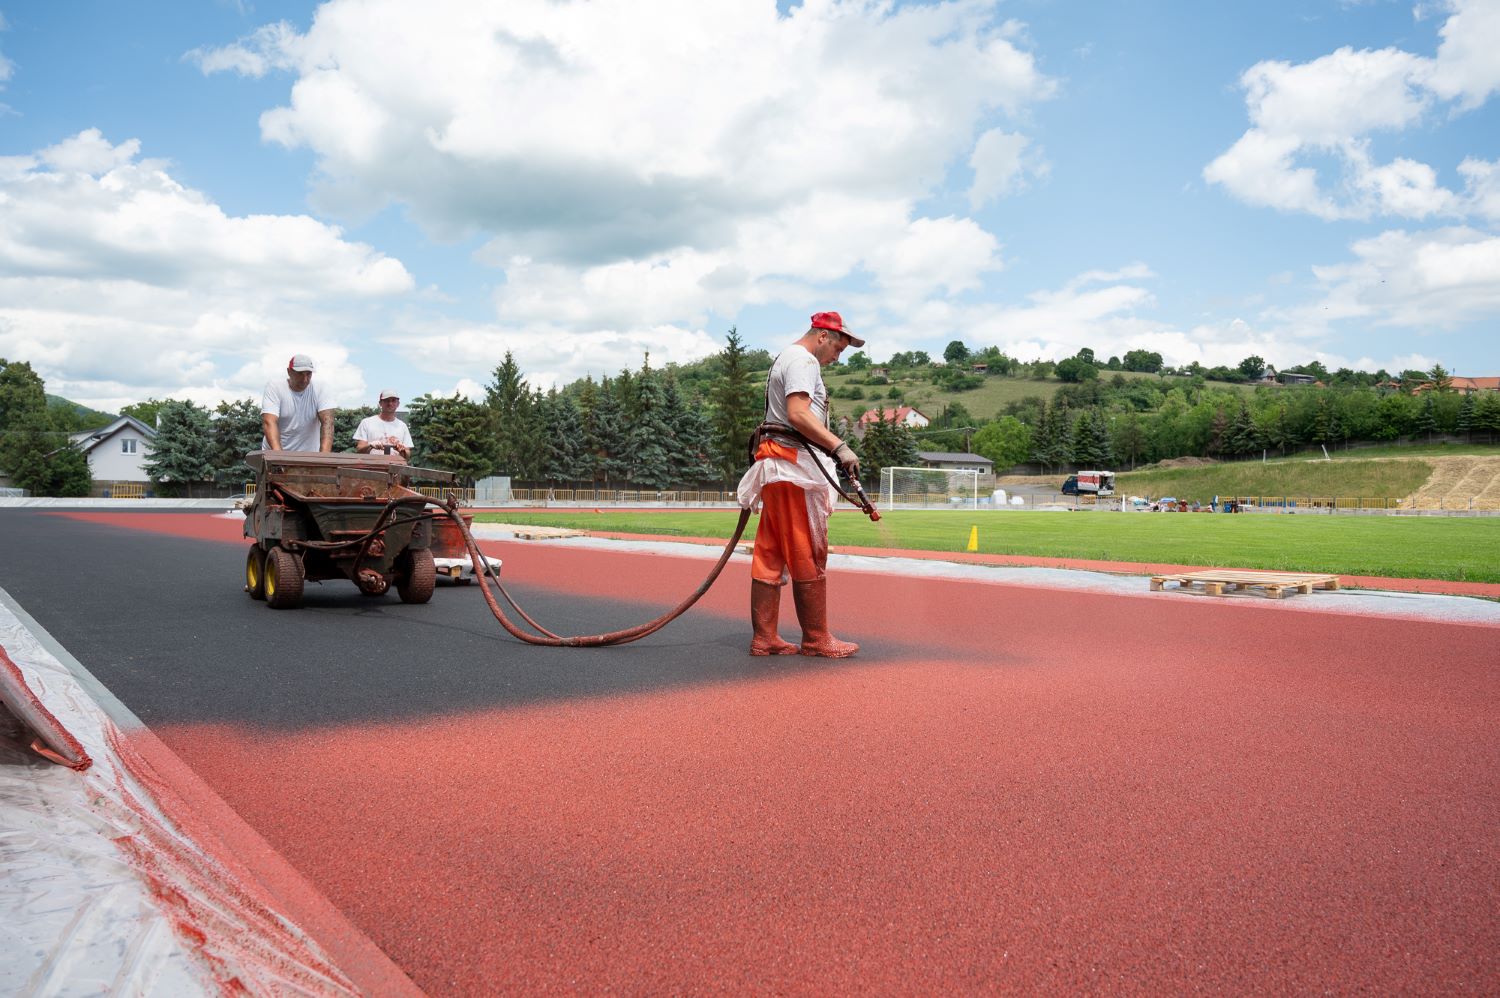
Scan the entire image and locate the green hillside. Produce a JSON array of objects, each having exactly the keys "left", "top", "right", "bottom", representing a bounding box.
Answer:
[
  {"left": 46, "top": 394, "right": 115, "bottom": 432},
  {"left": 820, "top": 367, "right": 1252, "bottom": 423}
]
